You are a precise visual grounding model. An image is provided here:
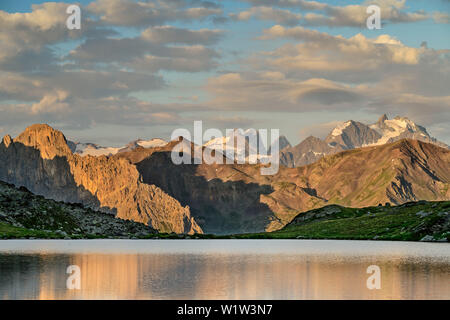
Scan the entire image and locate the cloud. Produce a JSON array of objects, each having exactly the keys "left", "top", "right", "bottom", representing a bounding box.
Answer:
[
  {"left": 204, "top": 25, "right": 450, "bottom": 130},
  {"left": 206, "top": 73, "right": 364, "bottom": 111},
  {"left": 68, "top": 26, "right": 222, "bottom": 72},
  {"left": 433, "top": 12, "right": 450, "bottom": 24},
  {"left": 0, "top": 69, "right": 165, "bottom": 103},
  {"left": 31, "top": 91, "right": 70, "bottom": 114},
  {"left": 0, "top": 0, "right": 225, "bottom": 130},
  {"left": 129, "top": 51, "right": 218, "bottom": 72},
  {"left": 258, "top": 26, "right": 427, "bottom": 81},
  {"left": 230, "top": 7, "right": 302, "bottom": 26},
  {"left": 298, "top": 120, "right": 345, "bottom": 139},
  {"left": 141, "top": 26, "right": 223, "bottom": 44},
  {"left": 206, "top": 69, "right": 450, "bottom": 129},
  {"left": 0, "top": 95, "right": 198, "bottom": 132},
  {"left": 87, "top": 0, "right": 222, "bottom": 27},
  {"left": 0, "top": 2, "right": 95, "bottom": 71},
  {"left": 242, "top": 0, "right": 327, "bottom": 10},
  {"left": 240, "top": 0, "right": 428, "bottom": 27},
  {"left": 304, "top": 1, "right": 427, "bottom": 27},
  {"left": 259, "top": 24, "right": 336, "bottom": 42}
]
